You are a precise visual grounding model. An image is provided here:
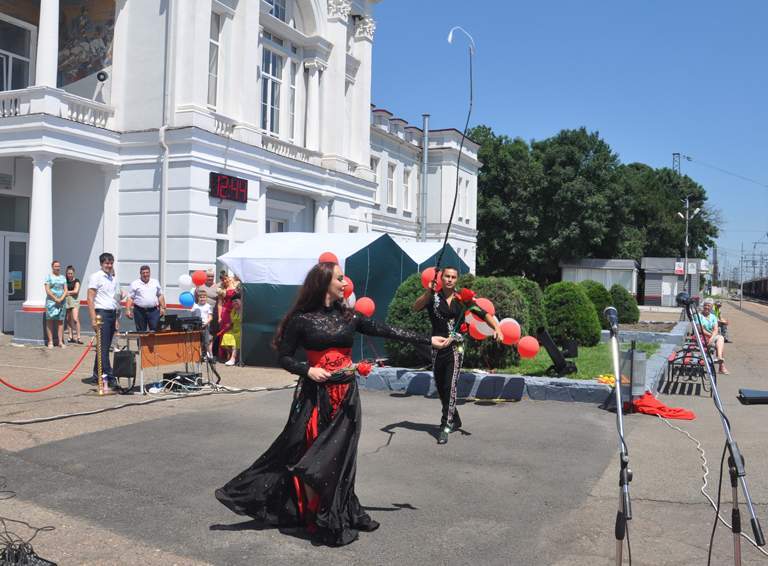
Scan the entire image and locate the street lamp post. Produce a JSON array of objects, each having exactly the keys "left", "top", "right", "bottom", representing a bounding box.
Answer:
[{"left": 677, "top": 195, "right": 700, "bottom": 294}]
